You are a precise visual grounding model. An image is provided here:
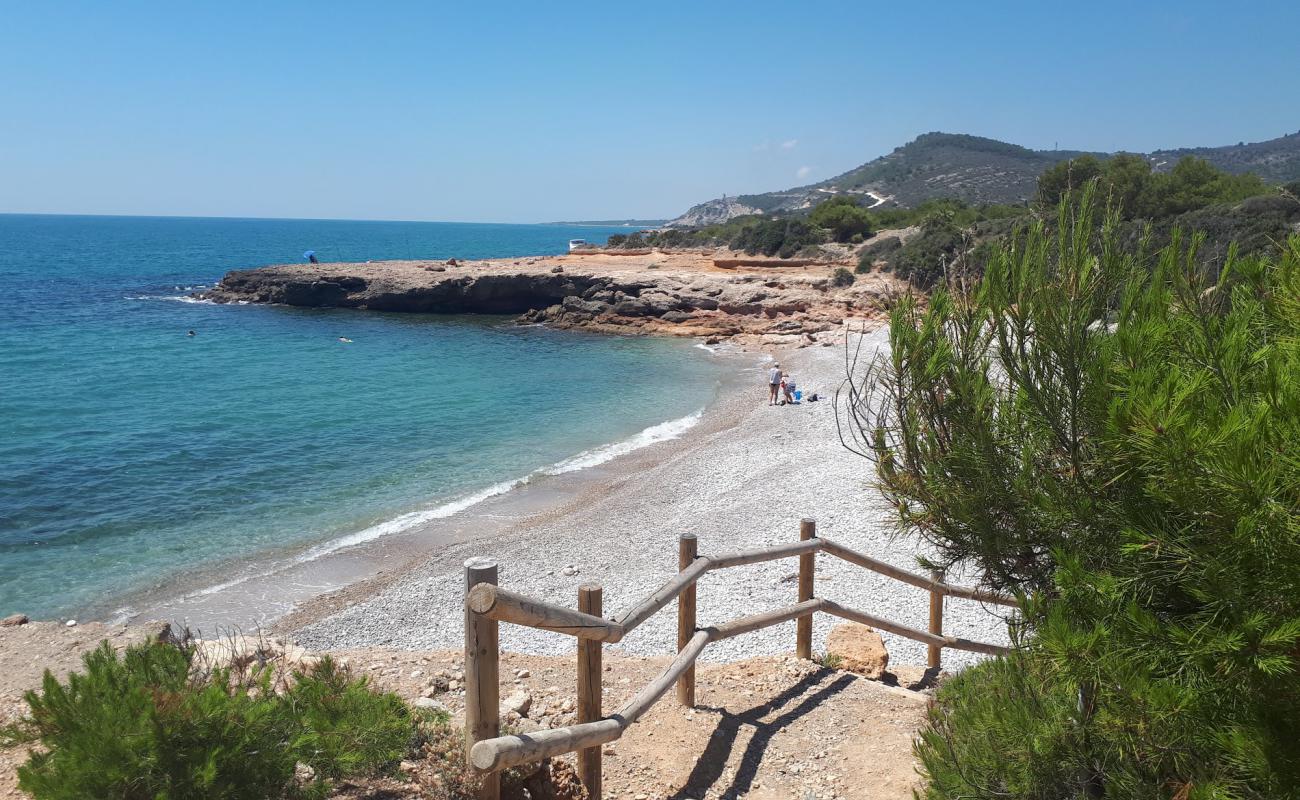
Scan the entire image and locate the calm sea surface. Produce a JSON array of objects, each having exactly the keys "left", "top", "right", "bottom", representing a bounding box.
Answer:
[{"left": 0, "top": 215, "right": 720, "bottom": 620}]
